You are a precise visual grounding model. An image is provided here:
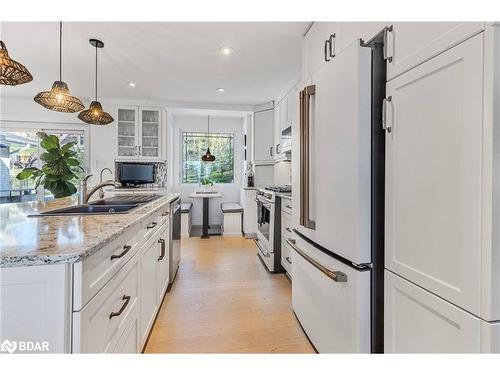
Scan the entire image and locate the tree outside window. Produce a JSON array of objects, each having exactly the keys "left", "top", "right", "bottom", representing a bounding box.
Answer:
[{"left": 182, "top": 132, "right": 234, "bottom": 184}]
